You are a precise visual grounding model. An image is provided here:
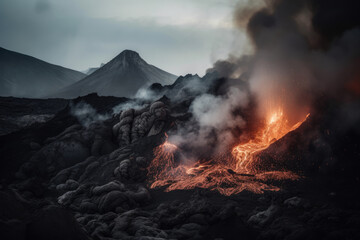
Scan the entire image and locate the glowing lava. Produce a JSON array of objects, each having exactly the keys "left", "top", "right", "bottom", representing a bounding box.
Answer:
[
  {"left": 232, "top": 109, "right": 310, "bottom": 173},
  {"left": 147, "top": 109, "right": 309, "bottom": 196}
]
